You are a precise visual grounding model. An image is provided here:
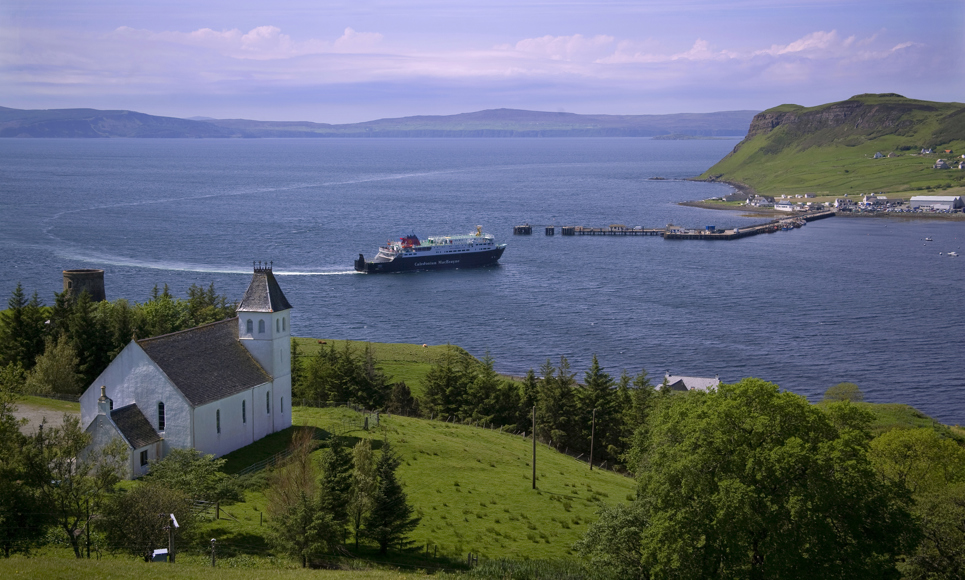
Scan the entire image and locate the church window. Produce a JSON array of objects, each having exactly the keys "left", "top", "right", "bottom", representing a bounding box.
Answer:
[
  {"left": 276, "top": 319, "right": 280, "bottom": 333},
  {"left": 281, "top": 397, "right": 284, "bottom": 413},
  {"left": 158, "top": 402, "right": 165, "bottom": 431},
  {"left": 282, "top": 317, "right": 286, "bottom": 331},
  {"left": 258, "top": 320, "right": 265, "bottom": 334},
  {"left": 216, "top": 410, "right": 221, "bottom": 434},
  {"left": 246, "top": 319, "right": 253, "bottom": 334},
  {"left": 242, "top": 400, "right": 246, "bottom": 424},
  {"left": 140, "top": 450, "right": 148, "bottom": 466},
  {"left": 266, "top": 391, "right": 271, "bottom": 414}
]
